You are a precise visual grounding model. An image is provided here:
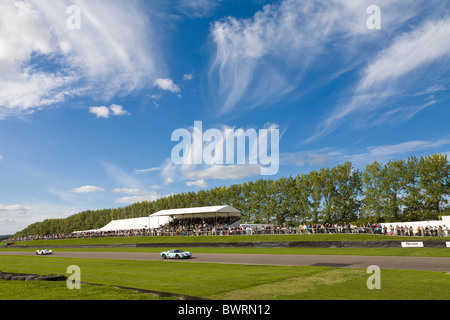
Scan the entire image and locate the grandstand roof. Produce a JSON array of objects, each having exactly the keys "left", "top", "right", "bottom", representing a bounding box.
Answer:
[{"left": 151, "top": 205, "right": 240, "bottom": 218}]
